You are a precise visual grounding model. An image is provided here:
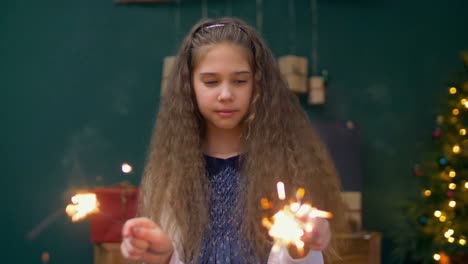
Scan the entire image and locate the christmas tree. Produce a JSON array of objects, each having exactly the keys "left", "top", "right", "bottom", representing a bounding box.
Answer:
[{"left": 394, "top": 51, "right": 468, "bottom": 264}]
